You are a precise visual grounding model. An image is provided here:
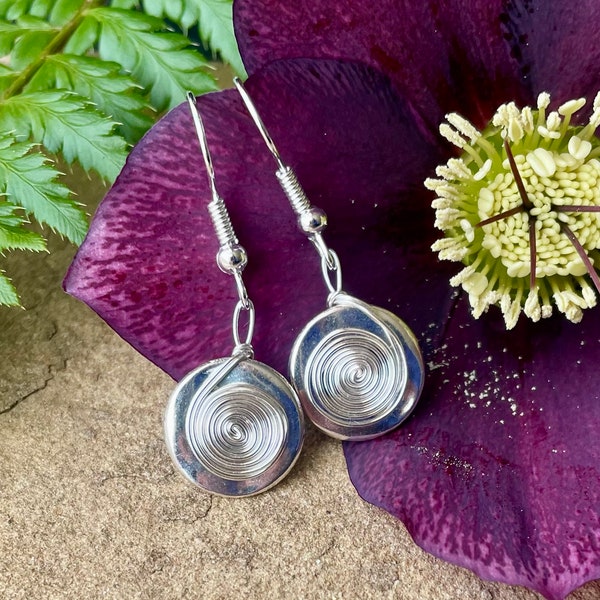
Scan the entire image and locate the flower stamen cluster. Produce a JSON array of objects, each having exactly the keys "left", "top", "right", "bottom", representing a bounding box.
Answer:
[{"left": 428, "top": 92, "right": 600, "bottom": 328}]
